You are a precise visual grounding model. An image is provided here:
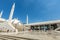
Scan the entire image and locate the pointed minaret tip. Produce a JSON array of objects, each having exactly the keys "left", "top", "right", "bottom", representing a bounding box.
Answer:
[
  {"left": 13, "top": 3, "right": 15, "bottom": 7},
  {"left": 26, "top": 14, "right": 28, "bottom": 24},
  {"left": 0, "top": 10, "right": 3, "bottom": 18},
  {"left": 9, "top": 3, "right": 15, "bottom": 21}
]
